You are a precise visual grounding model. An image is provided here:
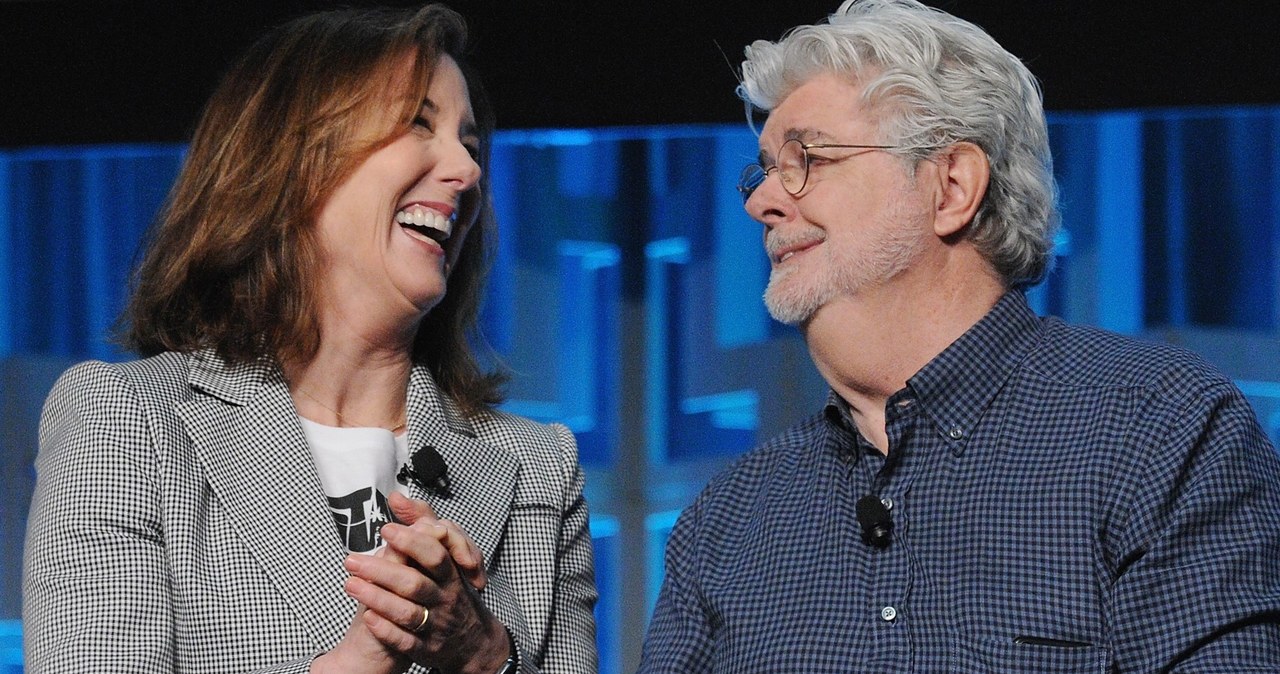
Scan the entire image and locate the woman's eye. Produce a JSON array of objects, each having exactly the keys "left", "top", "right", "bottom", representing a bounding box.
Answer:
[{"left": 412, "top": 116, "right": 433, "bottom": 132}]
